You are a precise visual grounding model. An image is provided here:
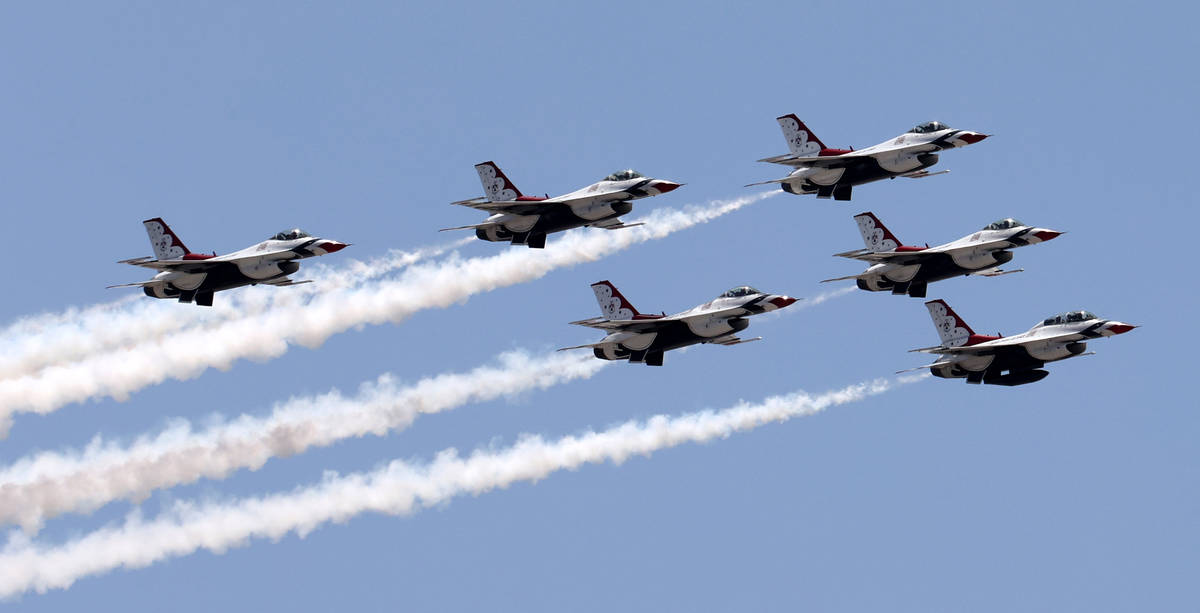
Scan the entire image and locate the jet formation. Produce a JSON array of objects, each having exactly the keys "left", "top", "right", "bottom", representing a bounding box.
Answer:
[{"left": 108, "top": 113, "right": 1131, "bottom": 385}]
